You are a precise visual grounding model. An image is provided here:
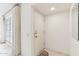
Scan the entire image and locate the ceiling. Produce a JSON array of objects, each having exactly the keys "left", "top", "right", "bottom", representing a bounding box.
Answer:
[
  {"left": 0, "top": 3, "right": 75, "bottom": 16},
  {"left": 33, "top": 3, "right": 72, "bottom": 16},
  {"left": 0, "top": 3, "right": 15, "bottom": 16}
]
